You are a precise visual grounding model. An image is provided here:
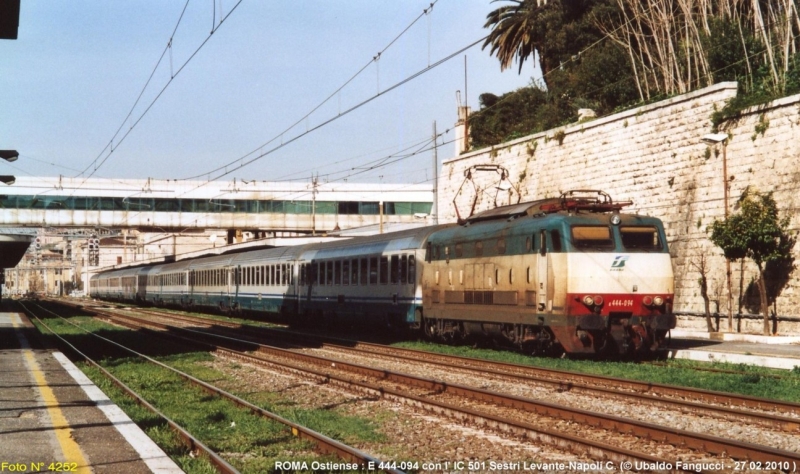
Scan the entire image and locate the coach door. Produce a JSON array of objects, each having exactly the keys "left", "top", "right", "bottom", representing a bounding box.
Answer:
[
  {"left": 189, "top": 270, "right": 195, "bottom": 298},
  {"left": 537, "top": 230, "right": 549, "bottom": 312}
]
